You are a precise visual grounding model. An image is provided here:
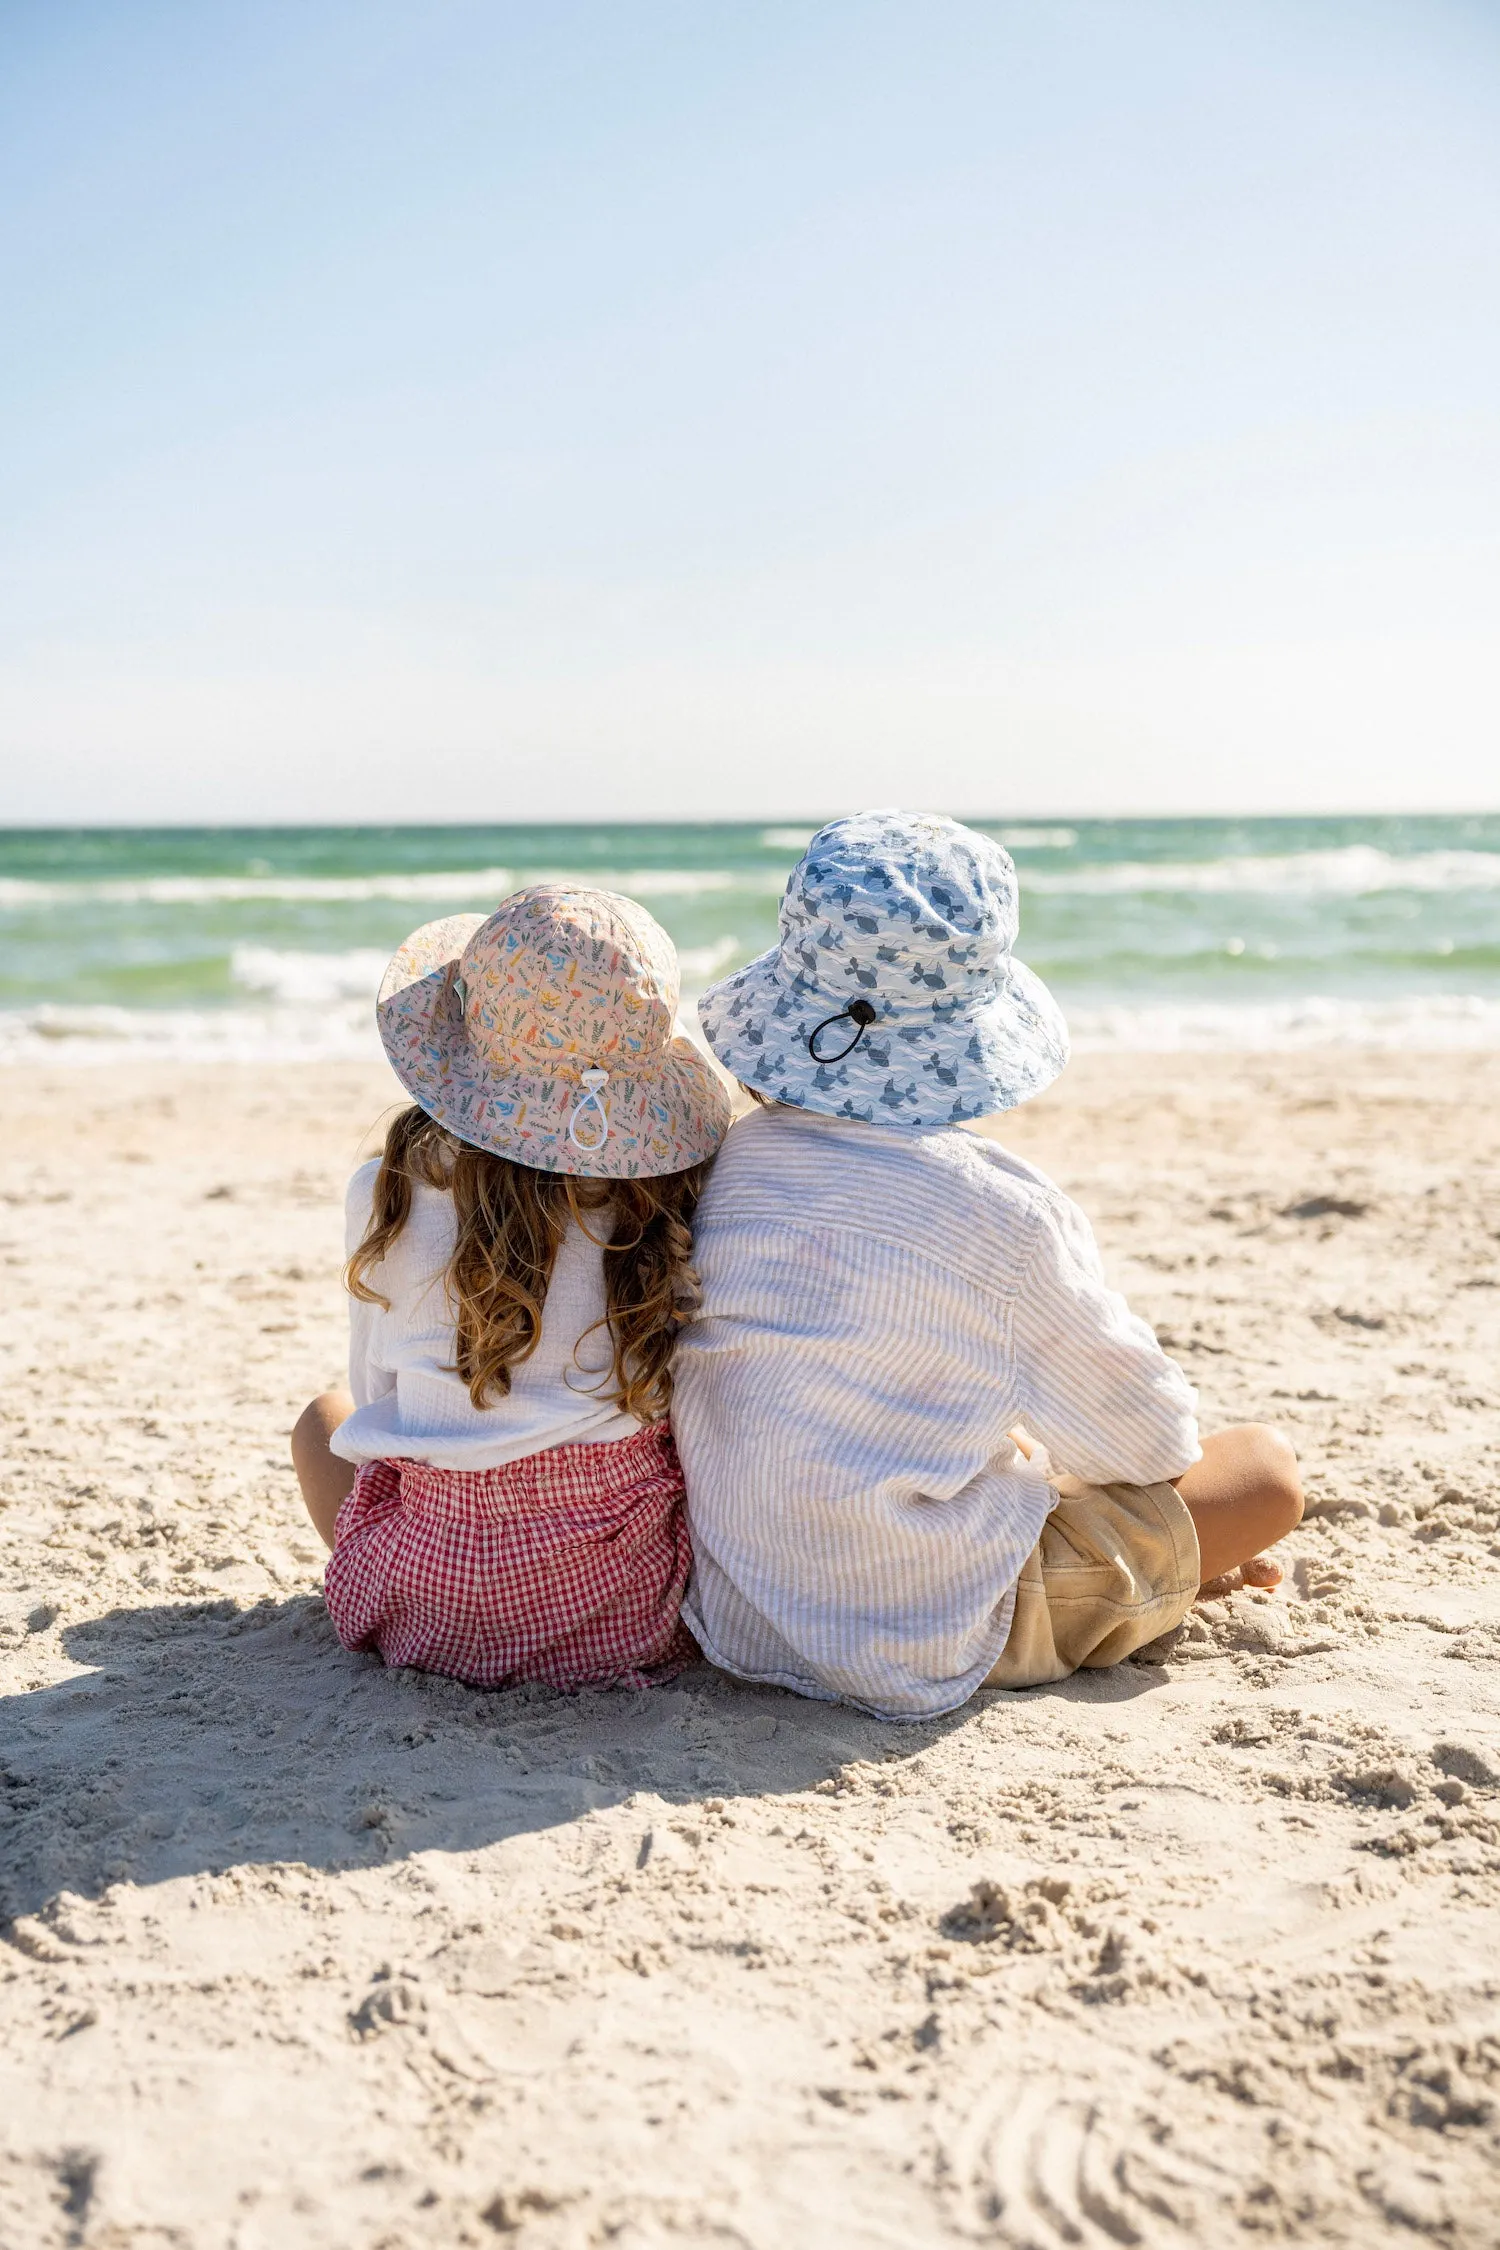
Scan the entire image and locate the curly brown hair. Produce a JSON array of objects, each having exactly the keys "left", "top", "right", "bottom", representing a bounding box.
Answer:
[{"left": 346, "top": 1105, "right": 711, "bottom": 1423}]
